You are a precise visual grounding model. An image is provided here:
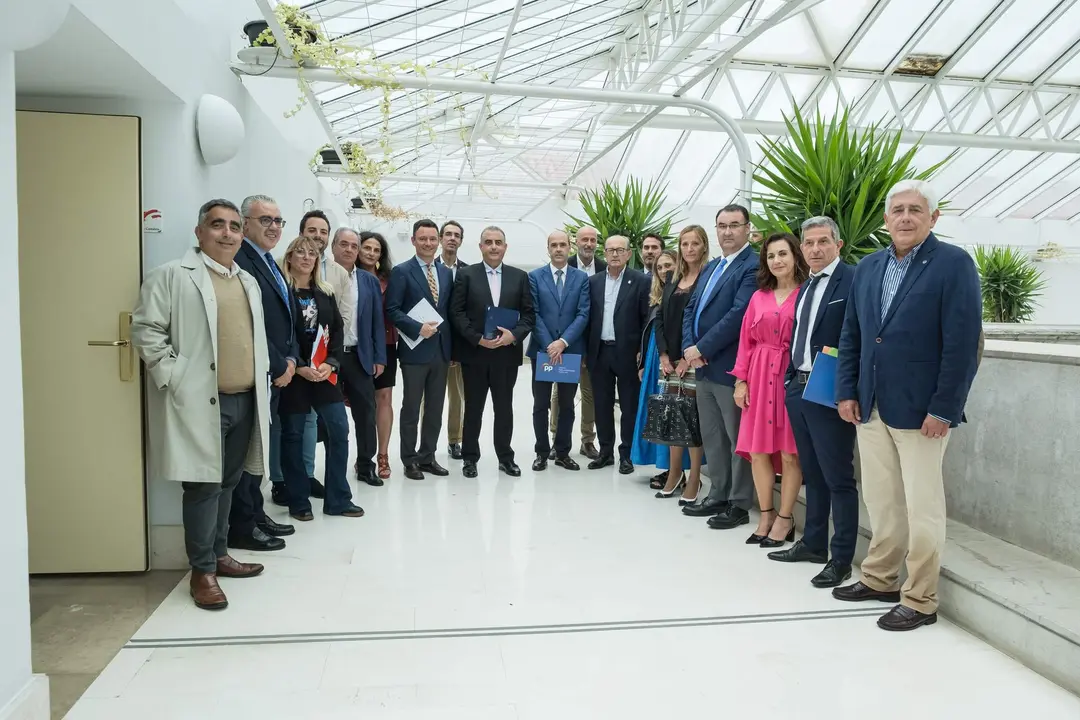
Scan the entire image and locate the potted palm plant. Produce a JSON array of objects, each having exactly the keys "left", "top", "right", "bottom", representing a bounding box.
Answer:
[
  {"left": 751, "top": 106, "right": 951, "bottom": 261},
  {"left": 973, "top": 246, "right": 1045, "bottom": 323},
  {"left": 565, "top": 177, "right": 681, "bottom": 269}
]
